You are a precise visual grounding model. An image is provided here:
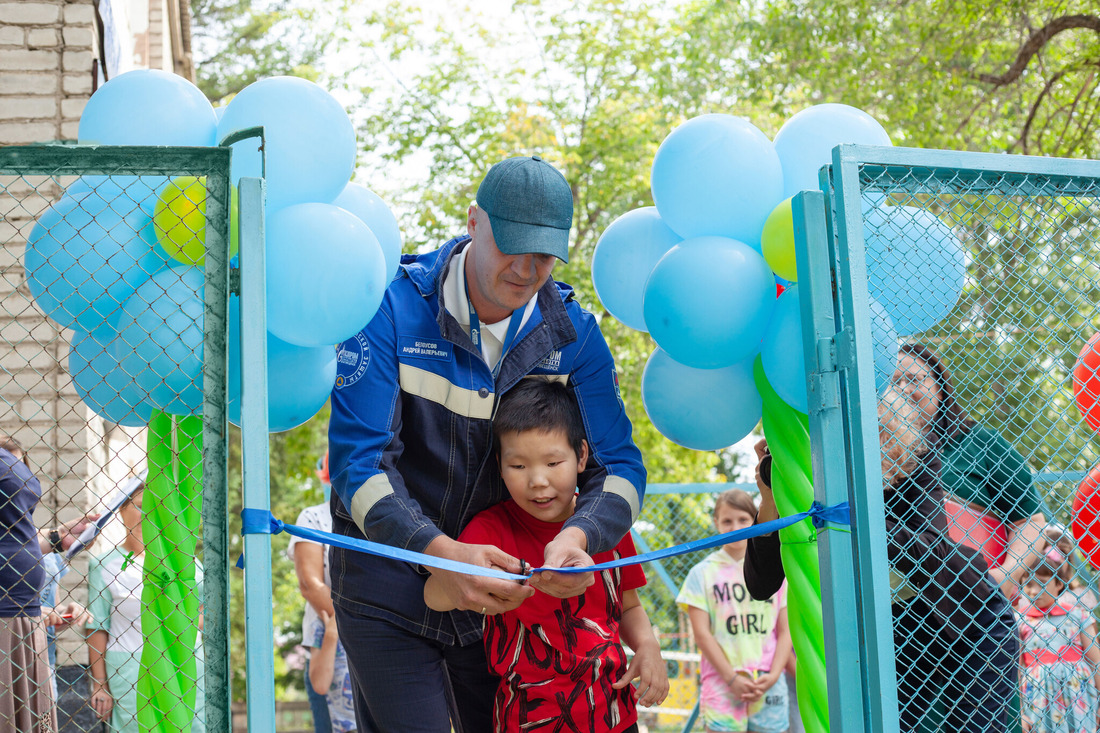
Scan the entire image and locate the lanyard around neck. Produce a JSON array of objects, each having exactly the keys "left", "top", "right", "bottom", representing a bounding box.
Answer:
[{"left": 465, "top": 276, "right": 523, "bottom": 379}]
